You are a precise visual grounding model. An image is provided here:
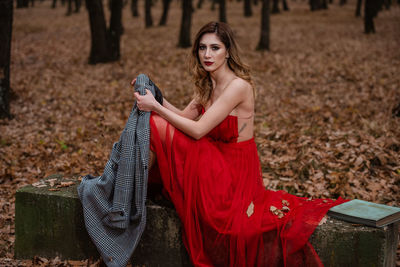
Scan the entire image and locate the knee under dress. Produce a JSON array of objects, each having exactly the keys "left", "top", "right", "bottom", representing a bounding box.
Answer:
[{"left": 149, "top": 112, "right": 346, "bottom": 267}]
